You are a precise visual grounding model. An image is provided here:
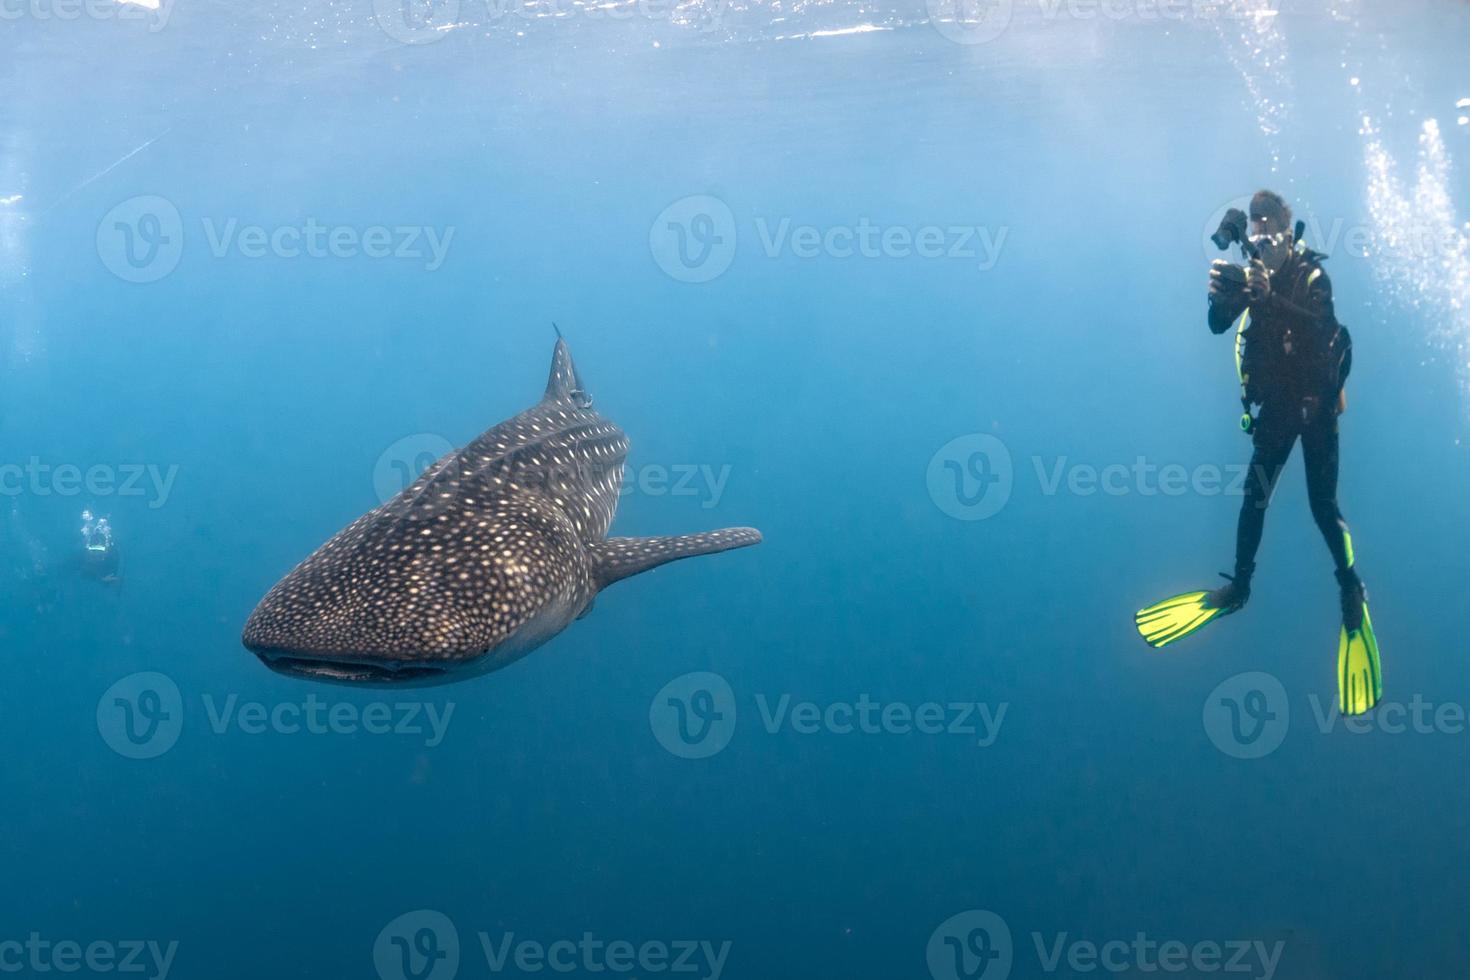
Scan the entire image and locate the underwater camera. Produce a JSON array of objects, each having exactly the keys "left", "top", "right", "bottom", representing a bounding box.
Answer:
[{"left": 1210, "top": 207, "right": 1250, "bottom": 252}]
